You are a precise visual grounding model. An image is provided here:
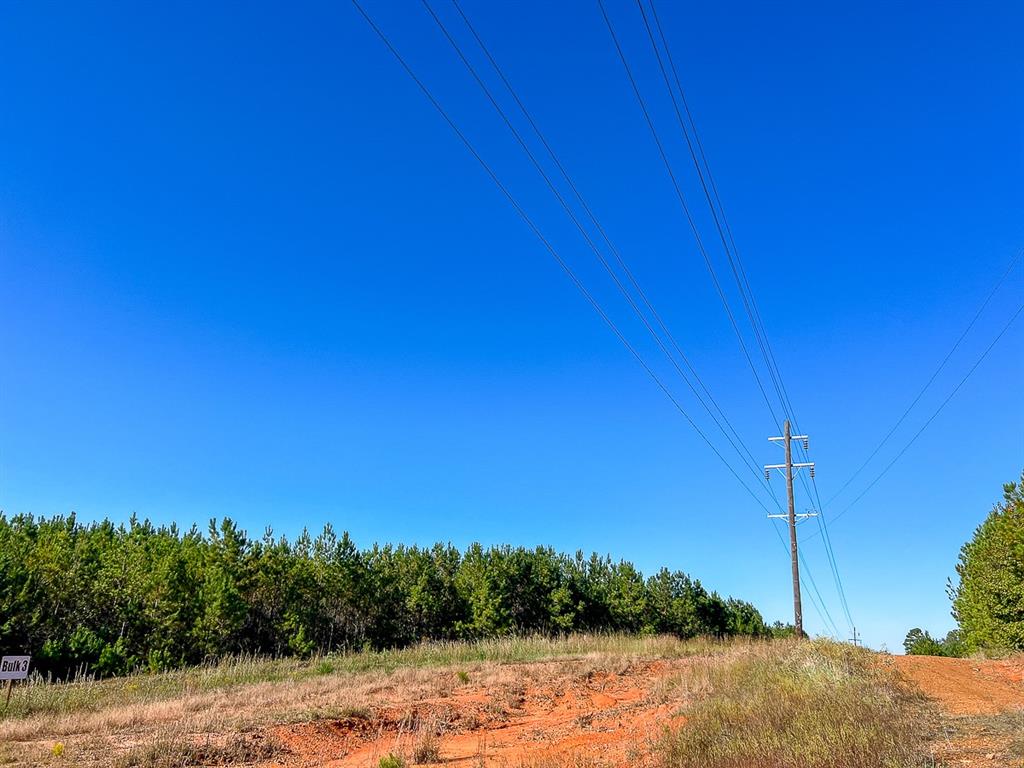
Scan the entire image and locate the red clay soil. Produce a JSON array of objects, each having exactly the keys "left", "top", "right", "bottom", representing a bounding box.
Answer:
[
  {"left": 894, "top": 655, "right": 1023, "bottom": 767},
  {"left": 267, "top": 655, "right": 1023, "bottom": 767},
  {"left": 269, "top": 660, "right": 682, "bottom": 767},
  {"left": 892, "top": 654, "right": 1024, "bottom": 716}
]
